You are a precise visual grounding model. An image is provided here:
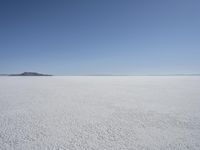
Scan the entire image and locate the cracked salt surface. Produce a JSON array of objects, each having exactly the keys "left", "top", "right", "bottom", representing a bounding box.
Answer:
[{"left": 0, "top": 76, "right": 200, "bottom": 150}]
